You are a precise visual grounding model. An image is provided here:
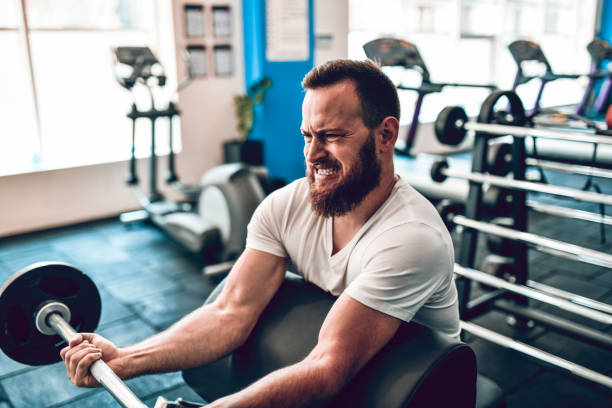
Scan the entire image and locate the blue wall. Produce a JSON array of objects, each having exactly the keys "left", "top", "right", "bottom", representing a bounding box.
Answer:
[
  {"left": 242, "top": 0, "right": 315, "bottom": 182},
  {"left": 601, "top": 0, "right": 612, "bottom": 42}
]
